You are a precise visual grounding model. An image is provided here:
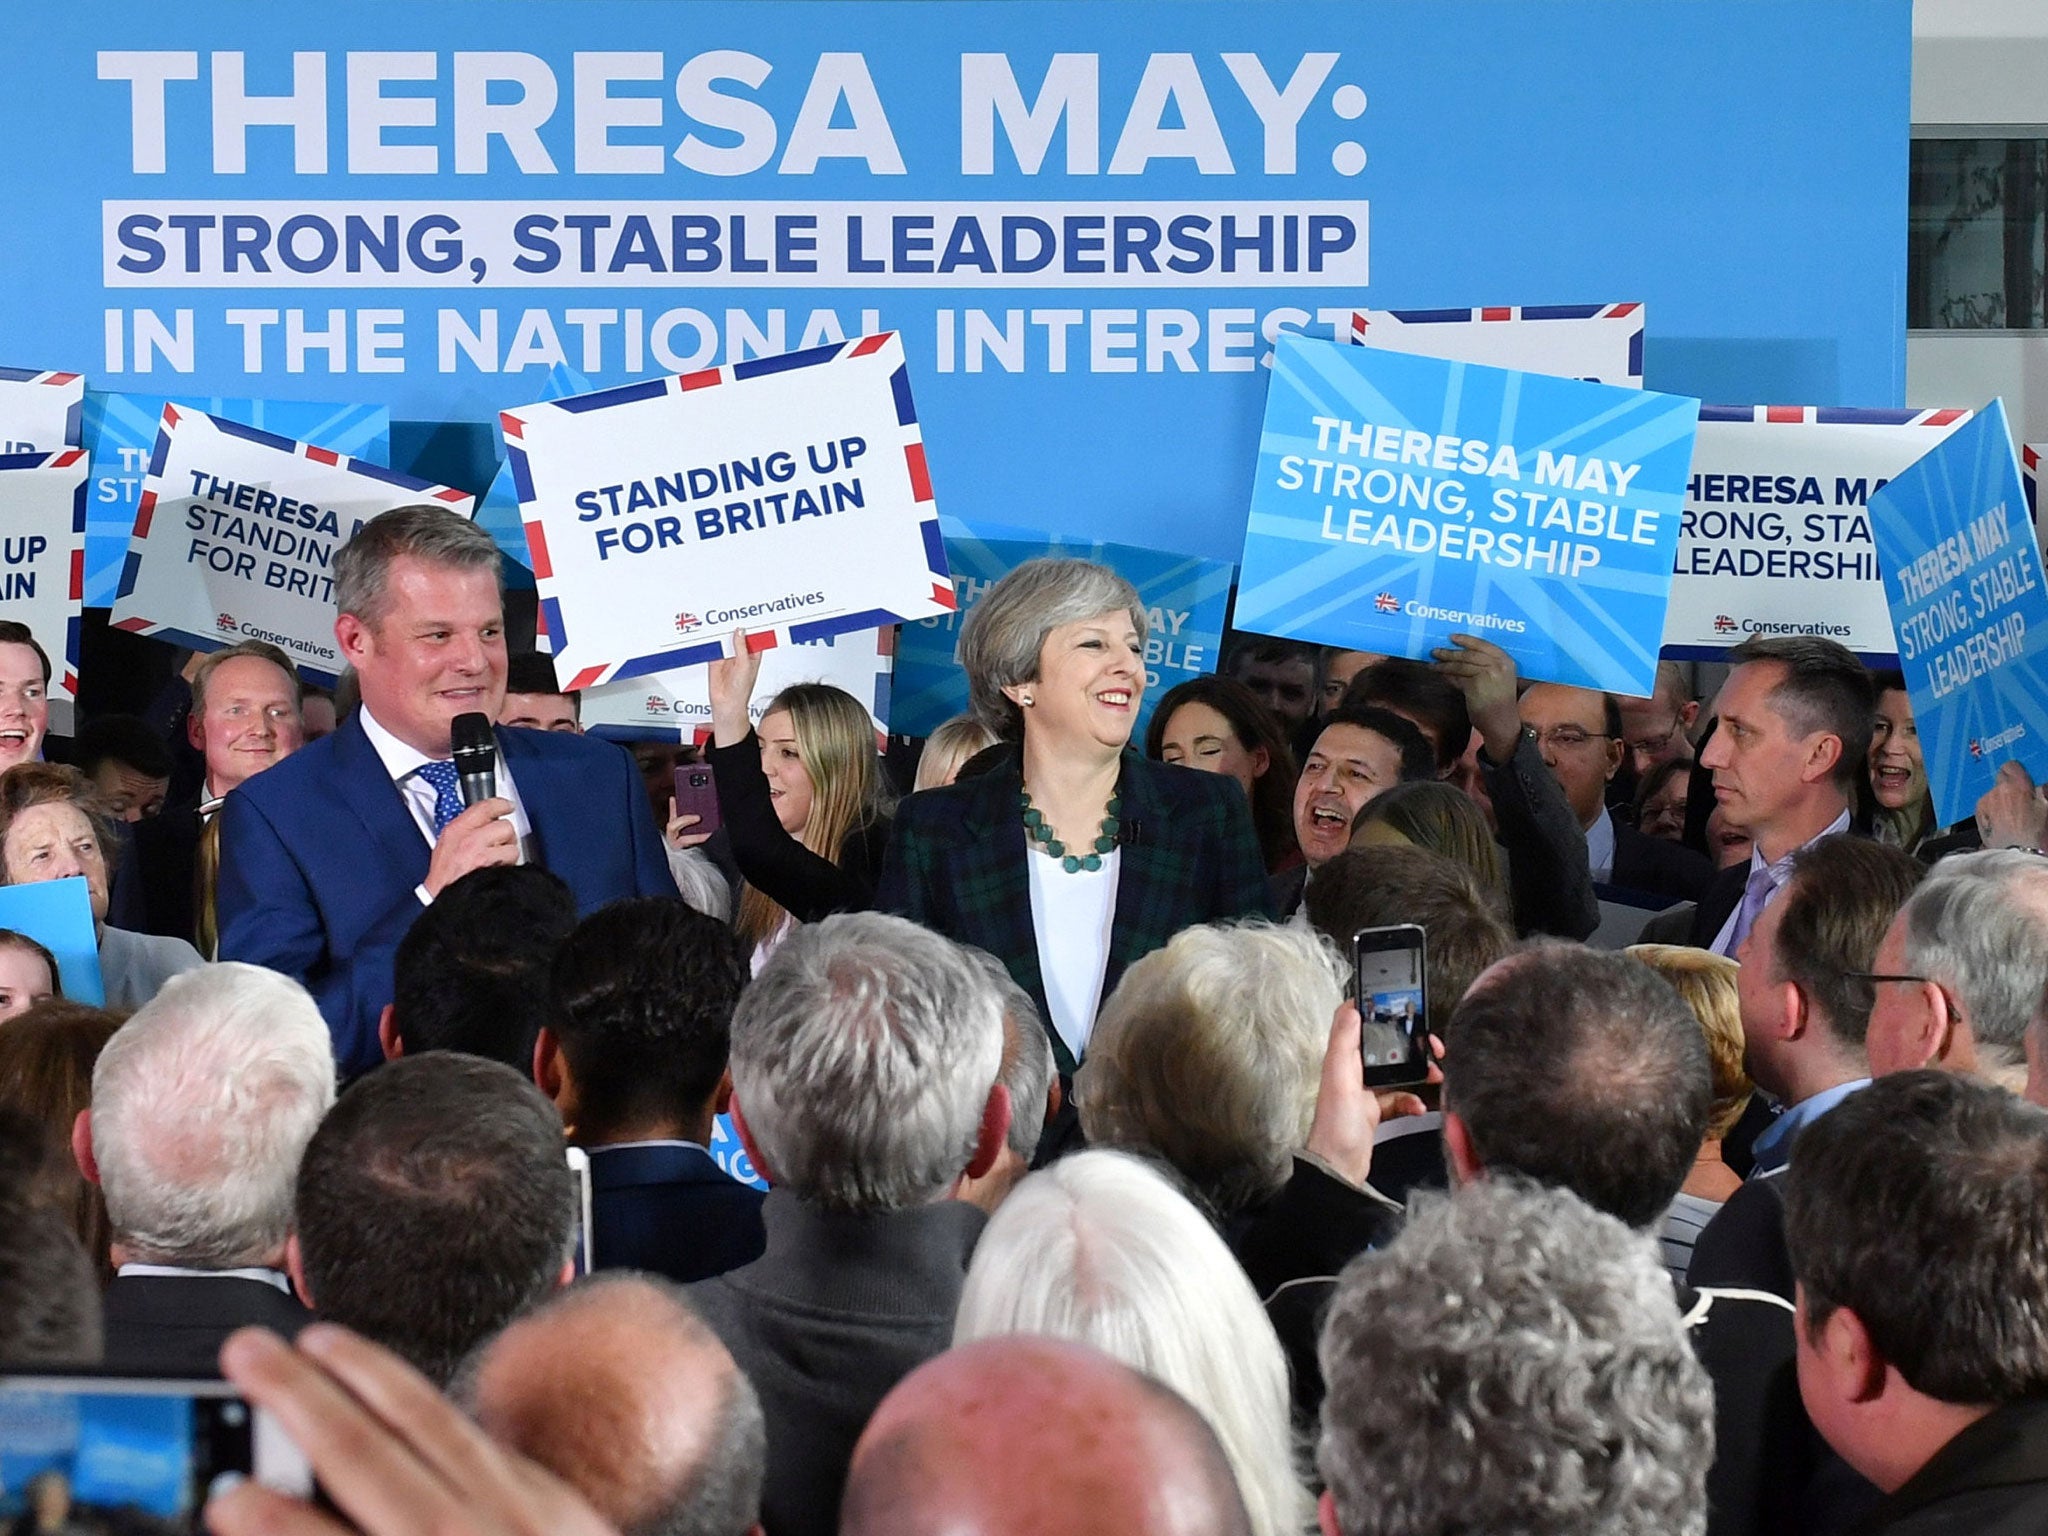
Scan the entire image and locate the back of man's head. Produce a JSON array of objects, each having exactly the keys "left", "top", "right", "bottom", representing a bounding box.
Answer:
[
  {"left": 843, "top": 1335, "right": 1251, "bottom": 1536},
  {"left": 1768, "top": 835, "right": 1924, "bottom": 1053},
  {"left": 1786, "top": 1070, "right": 2048, "bottom": 1413},
  {"left": 1317, "top": 1180, "right": 1713, "bottom": 1536},
  {"left": 730, "top": 912, "right": 1004, "bottom": 1212},
  {"left": 1342, "top": 659, "right": 1471, "bottom": 773},
  {"left": 1723, "top": 635, "right": 1874, "bottom": 794},
  {"left": 547, "top": 897, "right": 749, "bottom": 1142},
  {"left": 1303, "top": 845, "right": 1512, "bottom": 1039},
  {"left": 1445, "top": 944, "right": 1711, "bottom": 1229},
  {"left": 0, "top": 1107, "right": 100, "bottom": 1364},
  {"left": 389, "top": 865, "right": 578, "bottom": 1070},
  {"left": 293, "top": 1053, "right": 573, "bottom": 1385},
  {"left": 959, "top": 947, "right": 1054, "bottom": 1165},
  {"left": 88, "top": 964, "right": 334, "bottom": 1267},
  {"left": 1898, "top": 849, "right": 2048, "bottom": 1074},
  {"left": 458, "top": 1274, "right": 764, "bottom": 1536}
]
